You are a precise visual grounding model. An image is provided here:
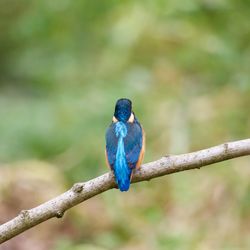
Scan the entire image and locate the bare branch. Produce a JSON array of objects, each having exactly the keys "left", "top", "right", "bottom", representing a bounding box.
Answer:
[{"left": 0, "top": 139, "right": 250, "bottom": 243}]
